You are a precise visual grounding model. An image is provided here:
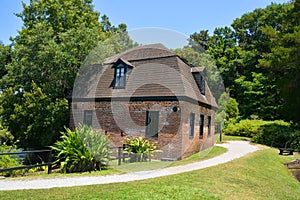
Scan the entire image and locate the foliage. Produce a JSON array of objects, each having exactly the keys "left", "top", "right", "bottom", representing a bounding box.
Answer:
[
  {"left": 253, "top": 122, "right": 299, "bottom": 149},
  {"left": 215, "top": 92, "right": 239, "bottom": 132},
  {"left": 0, "top": 82, "right": 69, "bottom": 149},
  {"left": 0, "top": 144, "right": 24, "bottom": 177},
  {"left": 189, "top": 3, "right": 294, "bottom": 121},
  {"left": 234, "top": 72, "right": 282, "bottom": 120},
  {"left": 259, "top": 0, "right": 300, "bottom": 122},
  {"left": 225, "top": 96, "right": 239, "bottom": 123},
  {"left": 0, "top": 128, "right": 16, "bottom": 146},
  {"left": 0, "top": 42, "right": 11, "bottom": 79},
  {"left": 224, "top": 119, "right": 266, "bottom": 137},
  {"left": 224, "top": 119, "right": 300, "bottom": 149},
  {"left": 124, "top": 137, "right": 158, "bottom": 162},
  {"left": 51, "top": 125, "right": 110, "bottom": 173},
  {"left": 0, "top": 0, "right": 136, "bottom": 151}
]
